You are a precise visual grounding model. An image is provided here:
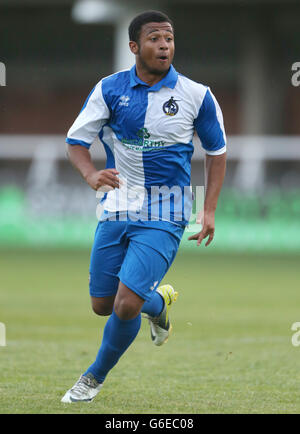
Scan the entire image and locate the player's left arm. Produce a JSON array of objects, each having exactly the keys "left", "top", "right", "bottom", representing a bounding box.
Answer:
[
  {"left": 188, "top": 152, "right": 226, "bottom": 246},
  {"left": 188, "top": 87, "right": 227, "bottom": 246}
]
